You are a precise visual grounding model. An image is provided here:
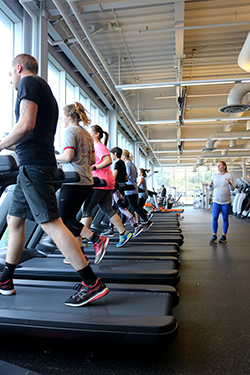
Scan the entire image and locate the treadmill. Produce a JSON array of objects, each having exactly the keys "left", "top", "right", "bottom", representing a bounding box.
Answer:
[{"left": 0, "top": 155, "right": 179, "bottom": 346}]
